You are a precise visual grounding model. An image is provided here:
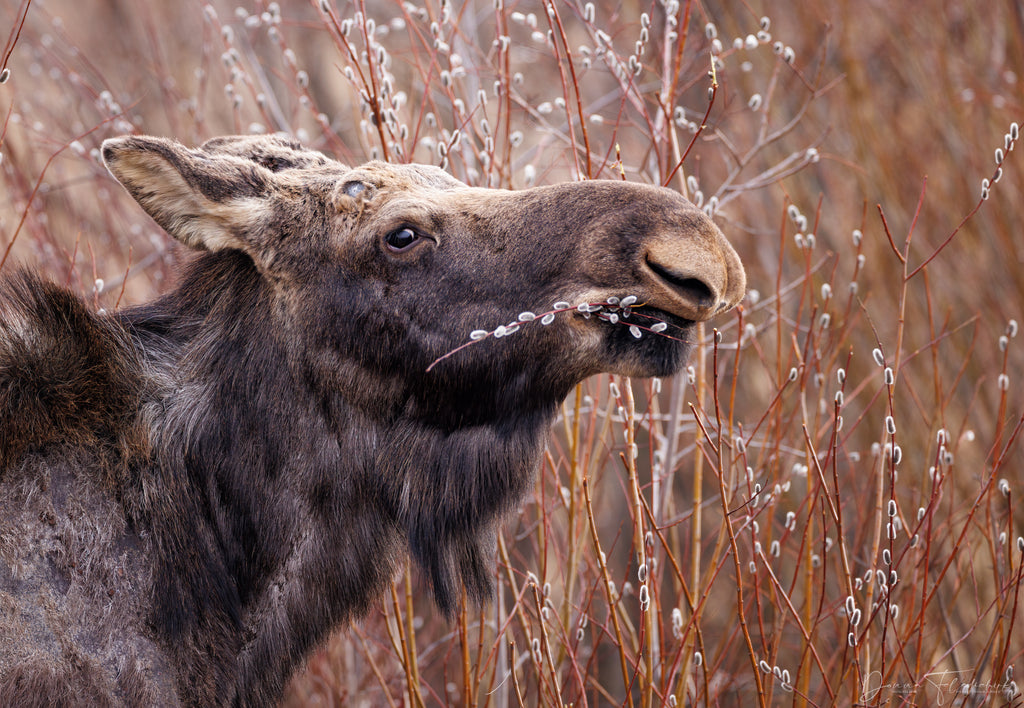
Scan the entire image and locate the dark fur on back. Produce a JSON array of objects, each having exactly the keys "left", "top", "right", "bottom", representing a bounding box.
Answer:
[
  {"left": 0, "top": 274, "right": 144, "bottom": 469},
  {"left": 0, "top": 135, "right": 744, "bottom": 706}
]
